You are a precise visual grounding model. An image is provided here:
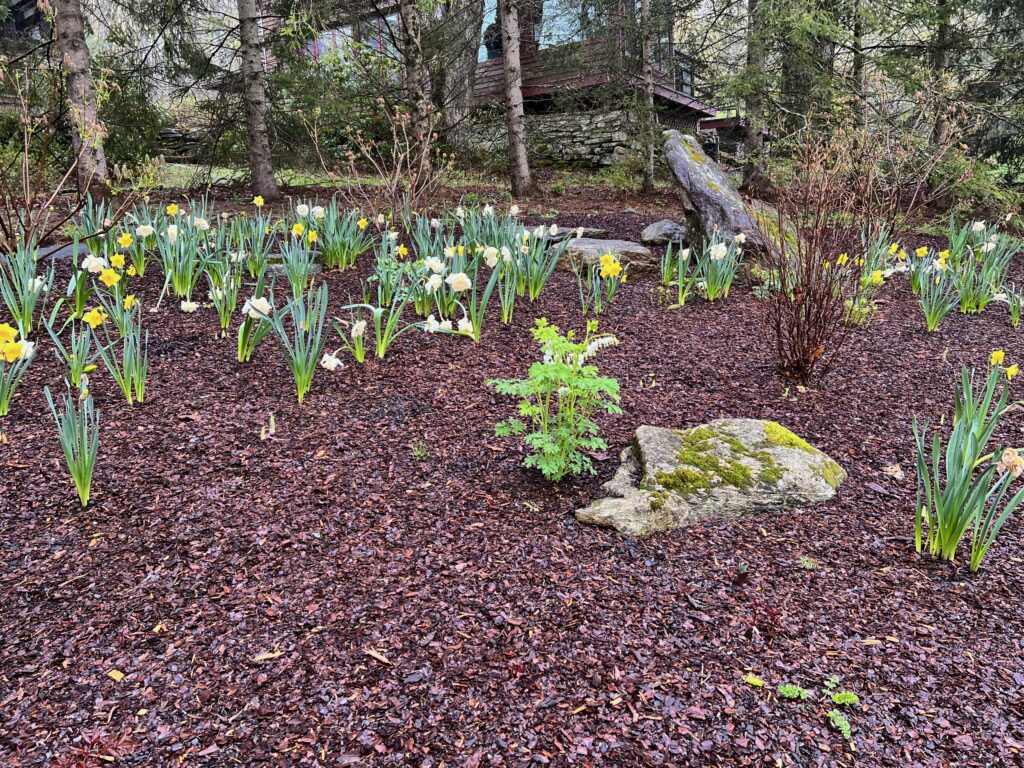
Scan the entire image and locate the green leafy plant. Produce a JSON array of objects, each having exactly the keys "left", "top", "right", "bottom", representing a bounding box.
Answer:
[
  {"left": 918, "top": 272, "right": 960, "bottom": 332},
  {"left": 519, "top": 226, "right": 567, "bottom": 301},
  {"left": 830, "top": 690, "right": 860, "bottom": 706},
  {"left": 258, "top": 283, "right": 329, "bottom": 404},
  {"left": 279, "top": 236, "right": 318, "bottom": 300},
  {"left": 205, "top": 254, "right": 243, "bottom": 334},
  {"left": 827, "top": 709, "right": 853, "bottom": 741},
  {"left": 573, "top": 253, "right": 628, "bottom": 316},
  {"left": 1002, "top": 284, "right": 1022, "bottom": 329},
  {"left": 777, "top": 683, "right": 810, "bottom": 700},
  {"left": 237, "top": 275, "right": 276, "bottom": 363},
  {"left": 696, "top": 235, "right": 743, "bottom": 301},
  {"left": 94, "top": 306, "right": 149, "bottom": 405},
  {"left": 342, "top": 291, "right": 418, "bottom": 361},
  {"left": 45, "top": 318, "right": 98, "bottom": 389},
  {"left": 0, "top": 237, "right": 52, "bottom": 335},
  {"left": 44, "top": 379, "right": 101, "bottom": 507},
  {"left": 488, "top": 319, "right": 621, "bottom": 482},
  {"left": 913, "top": 357, "right": 1024, "bottom": 571}
]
